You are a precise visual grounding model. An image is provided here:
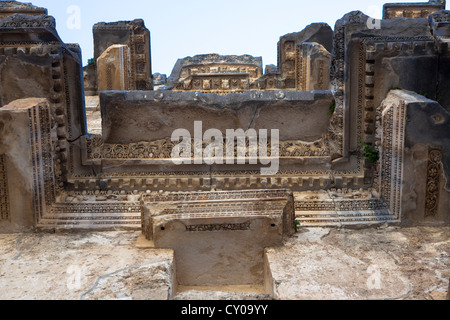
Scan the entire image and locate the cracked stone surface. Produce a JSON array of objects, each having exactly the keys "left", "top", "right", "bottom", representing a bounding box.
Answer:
[
  {"left": 266, "top": 226, "right": 449, "bottom": 300},
  {"left": 0, "top": 227, "right": 448, "bottom": 300},
  {"left": 0, "top": 231, "right": 175, "bottom": 300}
]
